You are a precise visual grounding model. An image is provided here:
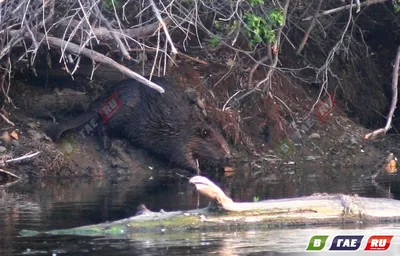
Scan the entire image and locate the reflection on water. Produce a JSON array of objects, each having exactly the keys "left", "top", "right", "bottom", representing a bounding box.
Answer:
[{"left": 0, "top": 166, "right": 399, "bottom": 255}]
